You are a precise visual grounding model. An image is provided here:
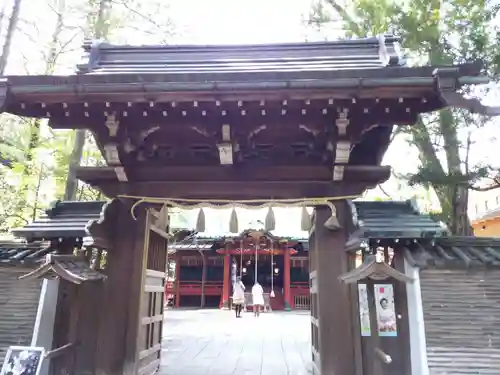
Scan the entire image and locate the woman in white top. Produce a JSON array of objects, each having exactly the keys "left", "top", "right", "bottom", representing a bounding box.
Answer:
[
  {"left": 232, "top": 277, "right": 245, "bottom": 318},
  {"left": 251, "top": 282, "right": 264, "bottom": 317}
]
